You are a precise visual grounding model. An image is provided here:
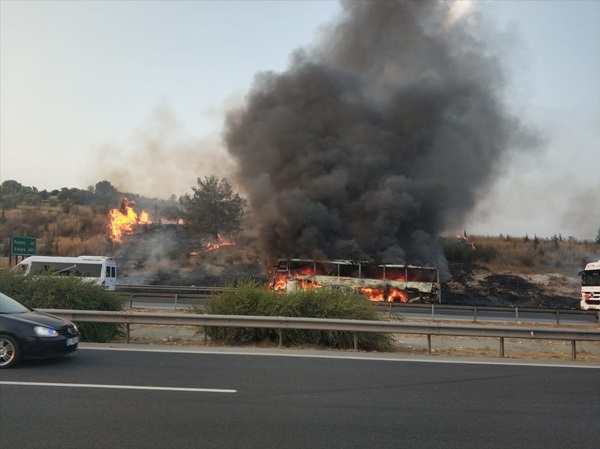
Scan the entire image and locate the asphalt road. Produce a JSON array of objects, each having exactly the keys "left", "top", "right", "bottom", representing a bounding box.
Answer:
[{"left": 1, "top": 347, "right": 599, "bottom": 449}]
